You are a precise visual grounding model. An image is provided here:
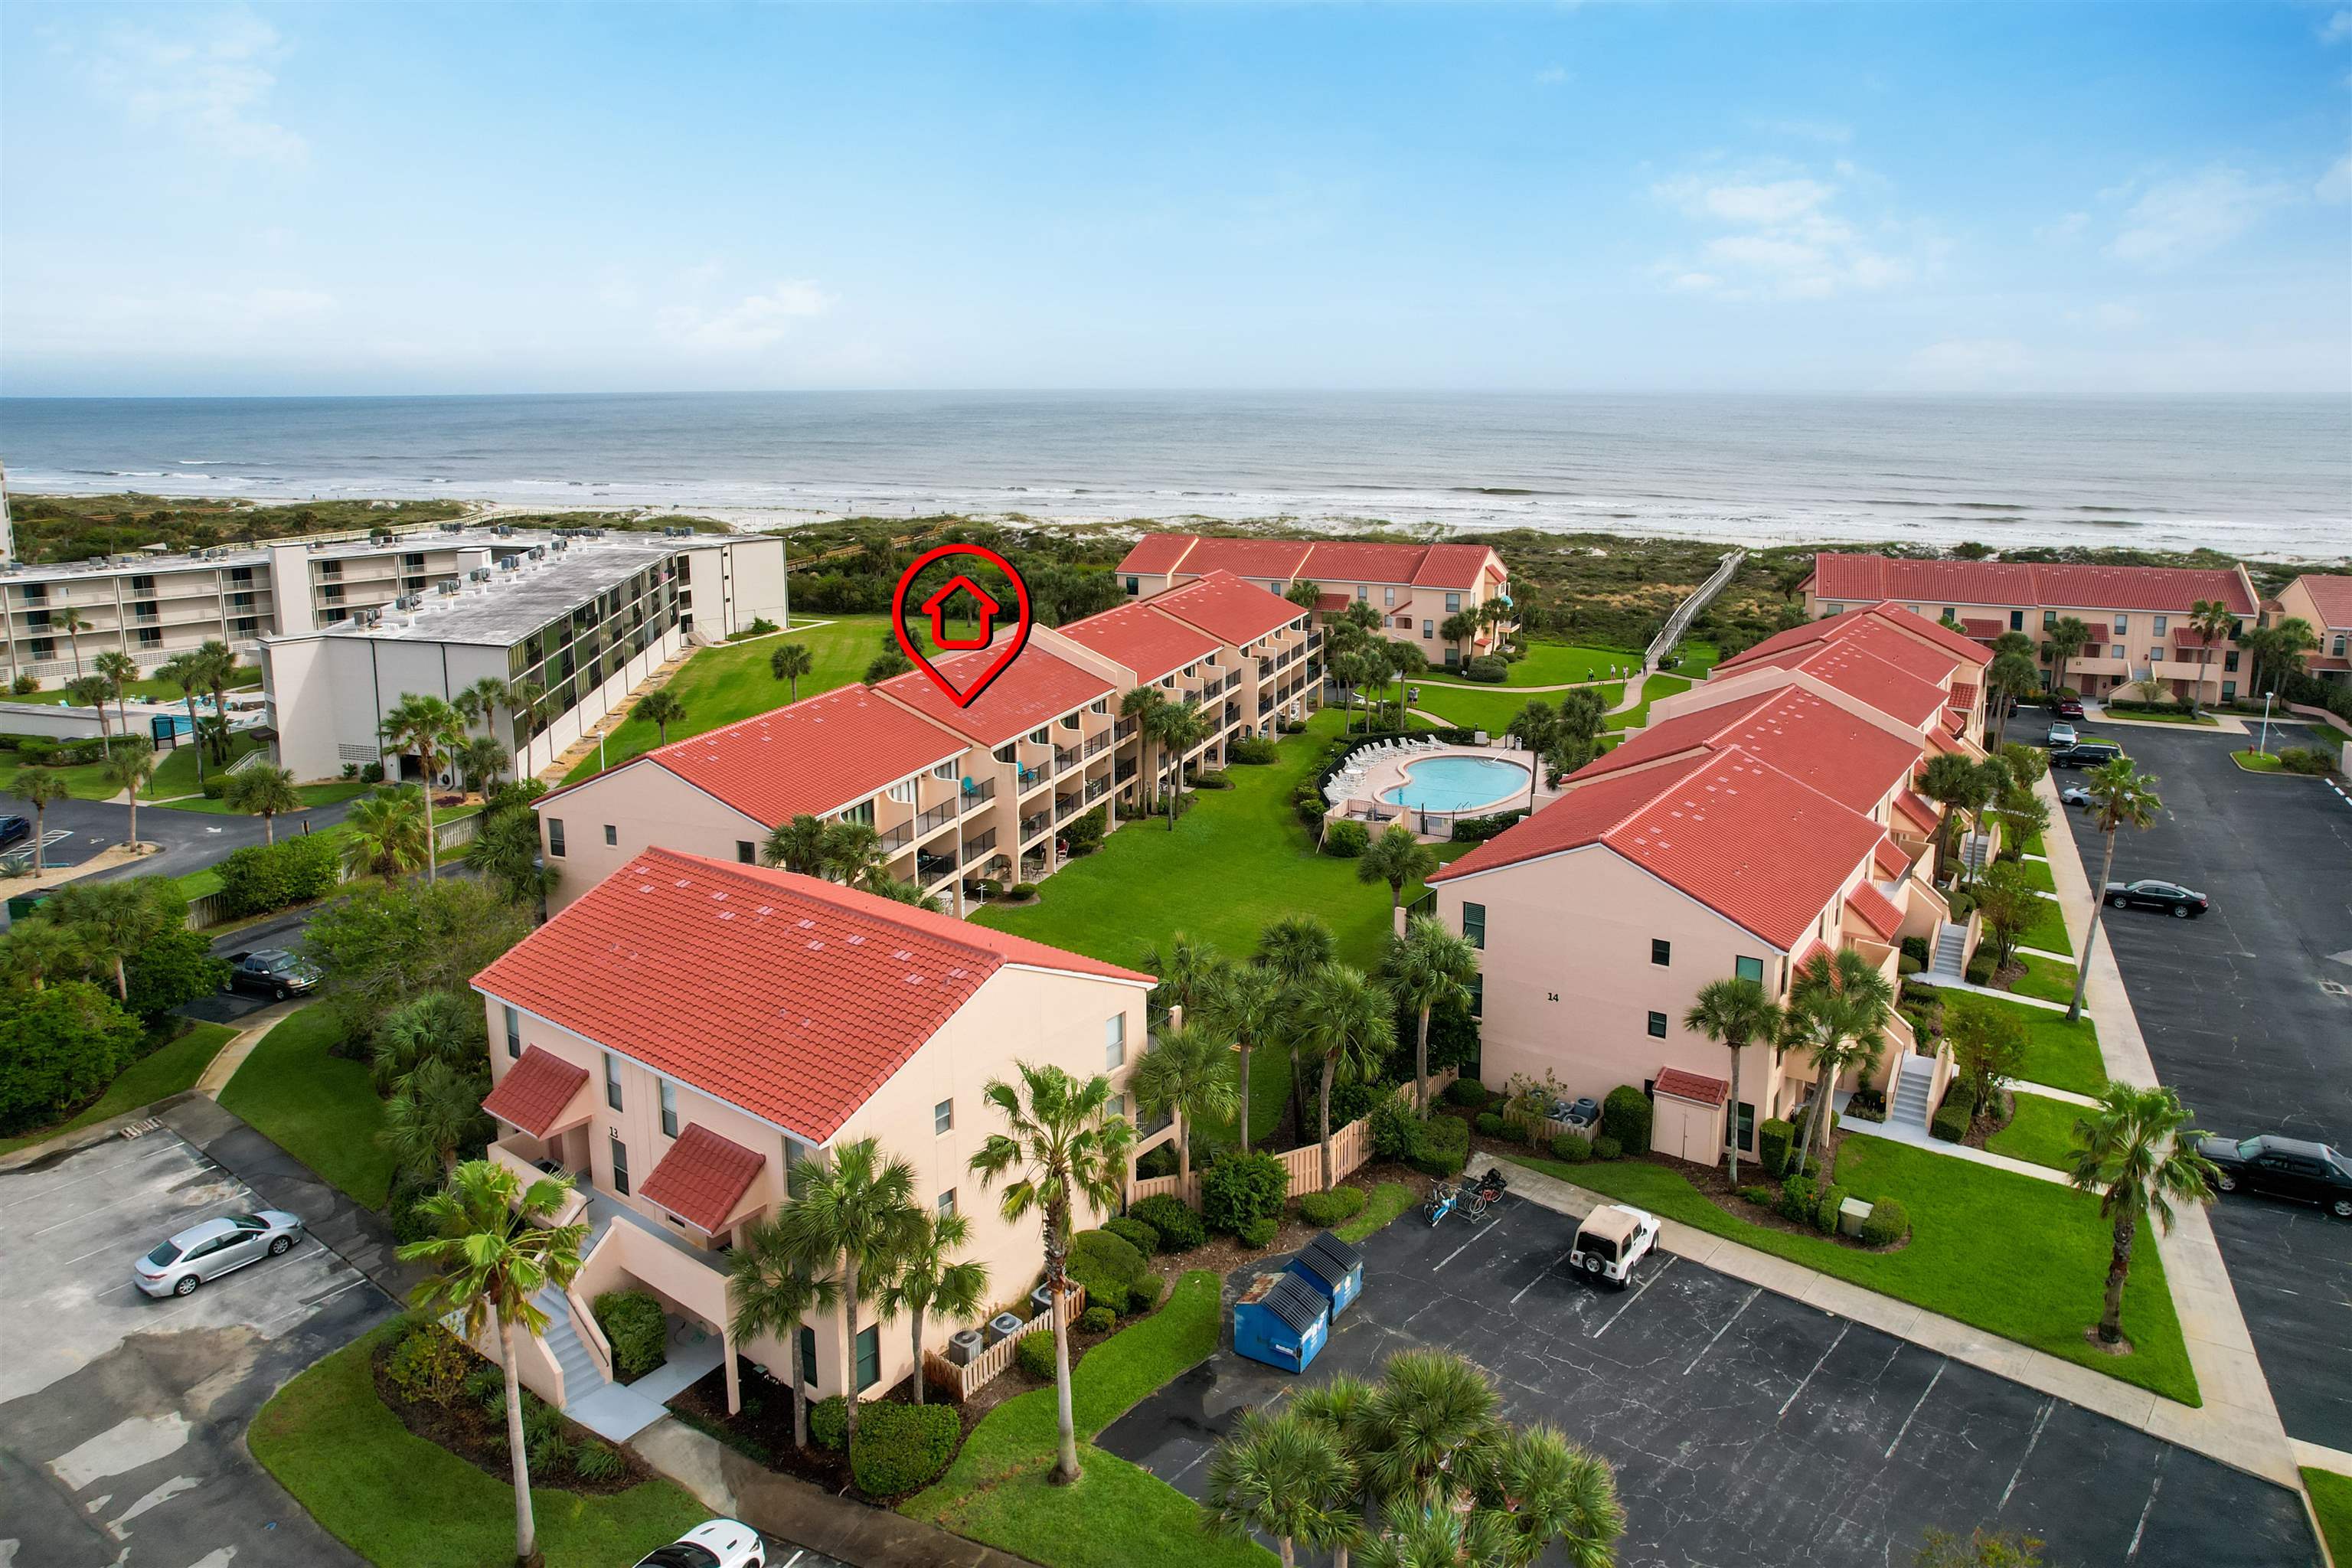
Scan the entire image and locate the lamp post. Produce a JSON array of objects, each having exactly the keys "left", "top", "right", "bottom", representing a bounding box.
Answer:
[{"left": 2257, "top": 690, "right": 2275, "bottom": 757}]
